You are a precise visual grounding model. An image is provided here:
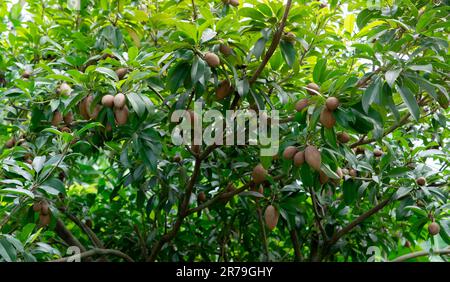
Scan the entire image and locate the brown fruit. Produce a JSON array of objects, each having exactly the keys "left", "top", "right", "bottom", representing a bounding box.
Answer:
[
  {"left": 320, "top": 108, "right": 336, "bottom": 128},
  {"left": 416, "top": 177, "right": 426, "bottom": 186},
  {"left": 115, "top": 105, "right": 129, "bottom": 126},
  {"left": 283, "top": 32, "right": 296, "bottom": 43},
  {"left": 252, "top": 164, "right": 267, "bottom": 184},
  {"left": 89, "top": 105, "right": 102, "bottom": 119},
  {"left": 374, "top": 149, "right": 383, "bottom": 157},
  {"left": 61, "top": 127, "right": 71, "bottom": 133},
  {"left": 216, "top": 80, "right": 233, "bottom": 100},
  {"left": 283, "top": 146, "right": 298, "bottom": 160},
  {"left": 204, "top": 52, "right": 220, "bottom": 67},
  {"left": 355, "top": 147, "right": 365, "bottom": 155},
  {"left": 102, "top": 94, "right": 115, "bottom": 108},
  {"left": 39, "top": 214, "right": 51, "bottom": 226},
  {"left": 5, "top": 138, "right": 16, "bottom": 148},
  {"left": 219, "top": 44, "right": 233, "bottom": 56},
  {"left": 32, "top": 202, "right": 42, "bottom": 212},
  {"left": 22, "top": 70, "right": 31, "bottom": 79},
  {"left": 63, "top": 112, "right": 73, "bottom": 125},
  {"left": 229, "top": 0, "right": 239, "bottom": 7},
  {"left": 293, "top": 151, "right": 305, "bottom": 167},
  {"left": 349, "top": 168, "right": 357, "bottom": 177},
  {"left": 114, "top": 93, "right": 126, "bottom": 109},
  {"left": 319, "top": 170, "right": 329, "bottom": 184},
  {"left": 264, "top": 205, "right": 279, "bottom": 231},
  {"left": 306, "top": 82, "right": 320, "bottom": 95},
  {"left": 40, "top": 202, "right": 49, "bottom": 216},
  {"left": 116, "top": 68, "right": 129, "bottom": 80},
  {"left": 295, "top": 98, "right": 309, "bottom": 112},
  {"left": 58, "top": 82, "right": 72, "bottom": 96},
  {"left": 198, "top": 192, "right": 206, "bottom": 202},
  {"left": 79, "top": 97, "right": 91, "bottom": 120},
  {"left": 404, "top": 240, "right": 411, "bottom": 248},
  {"left": 305, "top": 145, "right": 321, "bottom": 171},
  {"left": 428, "top": 222, "right": 440, "bottom": 236},
  {"left": 51, "top": 111, "right": 63, "bottom": 126},
  {"left": 337, "top": 132, "right": 350, "bottom": 143},
  {"left": 325, "top": 97, "right": 339, "bottom": 111}
]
